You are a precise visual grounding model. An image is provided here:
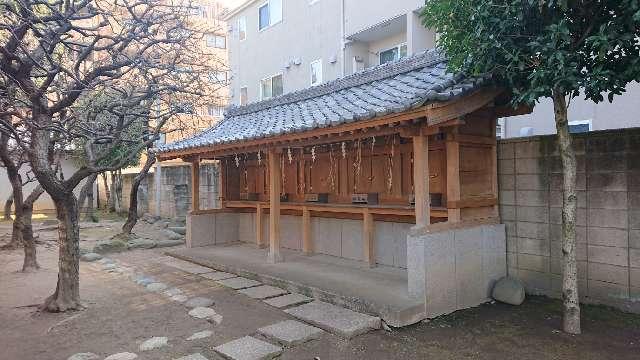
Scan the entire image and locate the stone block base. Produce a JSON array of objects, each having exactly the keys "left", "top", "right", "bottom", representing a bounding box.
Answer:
[{"left": 407, "top": 223, "right": 507, "bottom": 318}]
